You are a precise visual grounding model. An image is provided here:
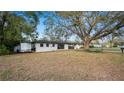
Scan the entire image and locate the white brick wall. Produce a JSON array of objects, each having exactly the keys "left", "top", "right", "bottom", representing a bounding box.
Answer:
[
  {"left": 35, "top": 43, "right": 58, "bottom": 52},
  {"left": 64, "top": 44, "right": 68, "bottom": 50},
  {"left": 20, "top": 43, "right": 32, "bottom": 52},
  {"left": 74, "top": 44, "right": 82, "bottom": 49}
]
